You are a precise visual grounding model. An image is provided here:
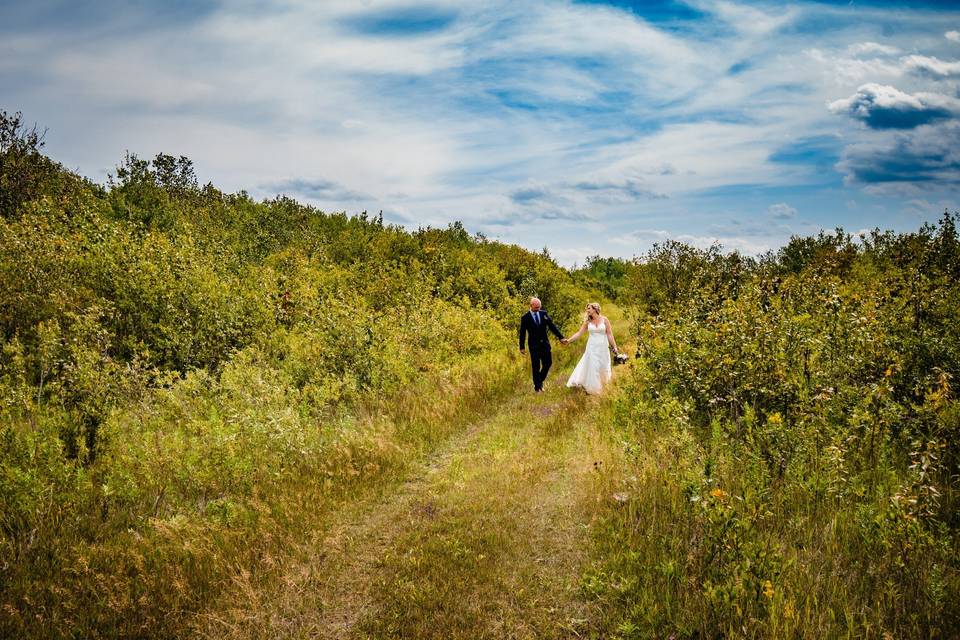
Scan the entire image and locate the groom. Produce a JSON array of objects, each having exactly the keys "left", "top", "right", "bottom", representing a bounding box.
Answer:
[{"left": 519, "top": 297, "right": 565, "bottom": 392}]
